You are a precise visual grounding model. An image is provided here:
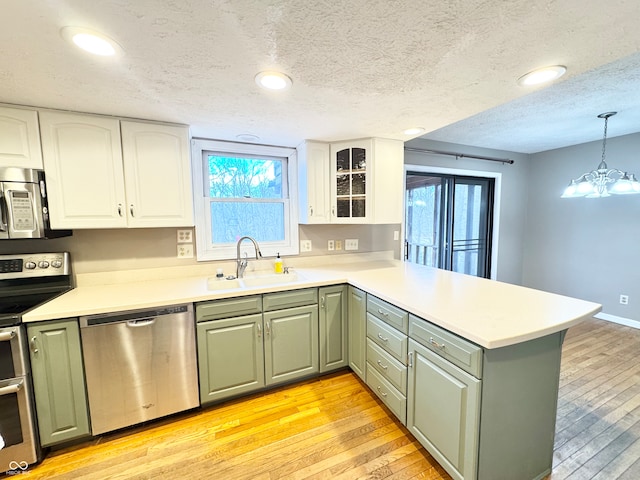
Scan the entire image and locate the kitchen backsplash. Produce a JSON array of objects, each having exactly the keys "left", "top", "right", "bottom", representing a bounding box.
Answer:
[{"left": 1, "top": 224, "right": 402, "bottom": 275}]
